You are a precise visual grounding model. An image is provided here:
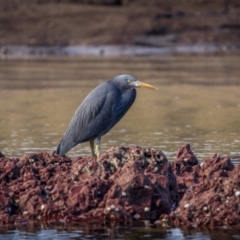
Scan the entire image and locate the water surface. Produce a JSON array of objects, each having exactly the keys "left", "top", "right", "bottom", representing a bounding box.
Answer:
[
  {"left": 0, "top": 221, "right": 239, "bottom": 240},
  {"left": 0, "top": 55, "right": 240, "bottom": 239},
  {"left": 0, "top": 55, "right": 240, "bottom": 161}
]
